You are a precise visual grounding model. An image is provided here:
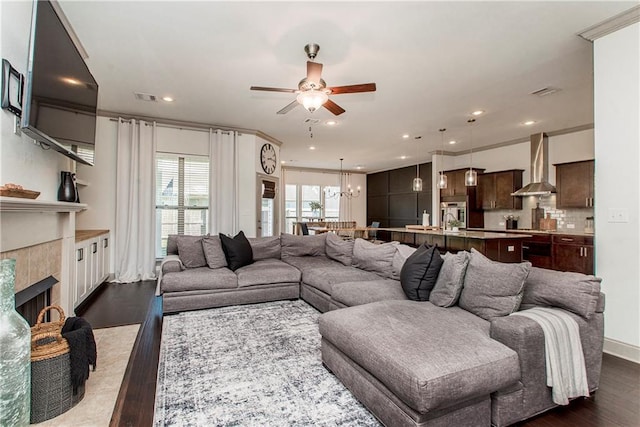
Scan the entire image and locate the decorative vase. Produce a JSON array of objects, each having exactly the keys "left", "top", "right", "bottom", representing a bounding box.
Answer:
[
  {"left": 72, "top": 173, "right": 80, "bottom": 203},
  {"left": 0, "top": 259, "right": 31, "bottom": 427},
  {"left": 57, "top": 171, "right": 76, "bottom": 202}
]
